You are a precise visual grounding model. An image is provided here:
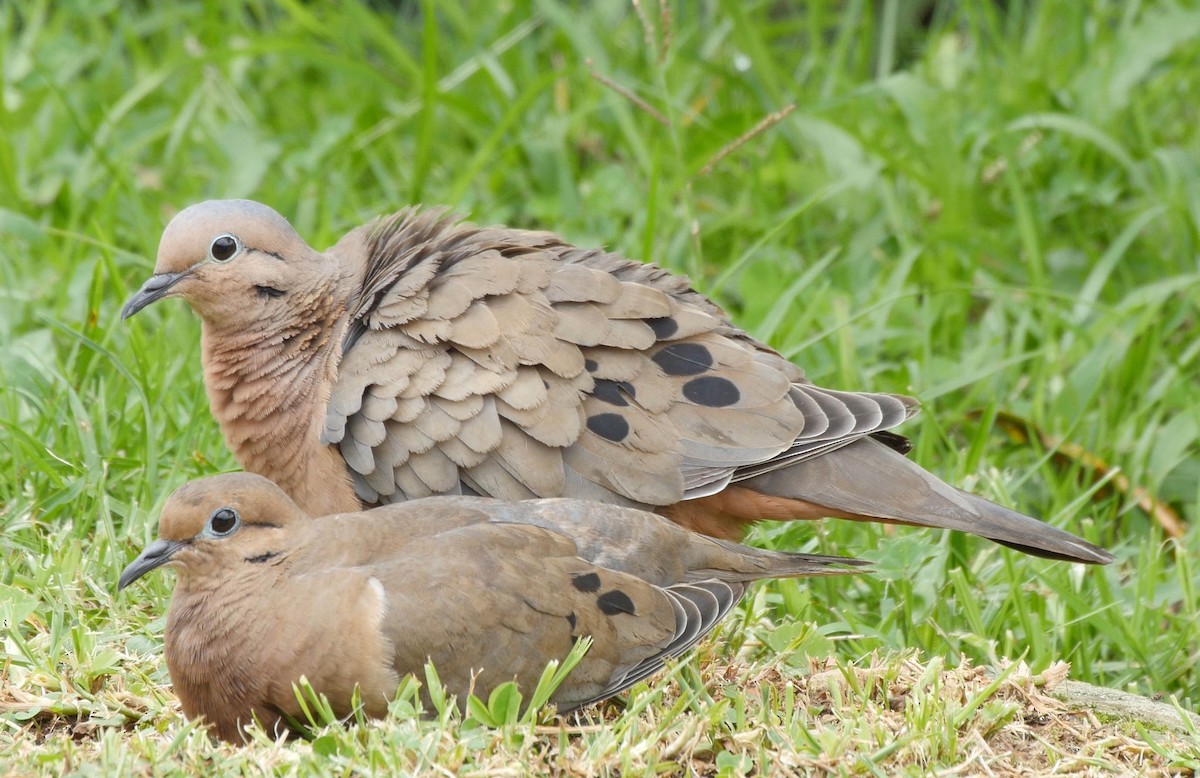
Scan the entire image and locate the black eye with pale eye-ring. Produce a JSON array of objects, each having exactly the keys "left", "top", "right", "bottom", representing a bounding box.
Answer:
[
  {"left": 208, "top": 507, "right": 240, "bottom": 536},
  {"left": 208, "top": 234, "right": 242, "bottom": 263}
]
